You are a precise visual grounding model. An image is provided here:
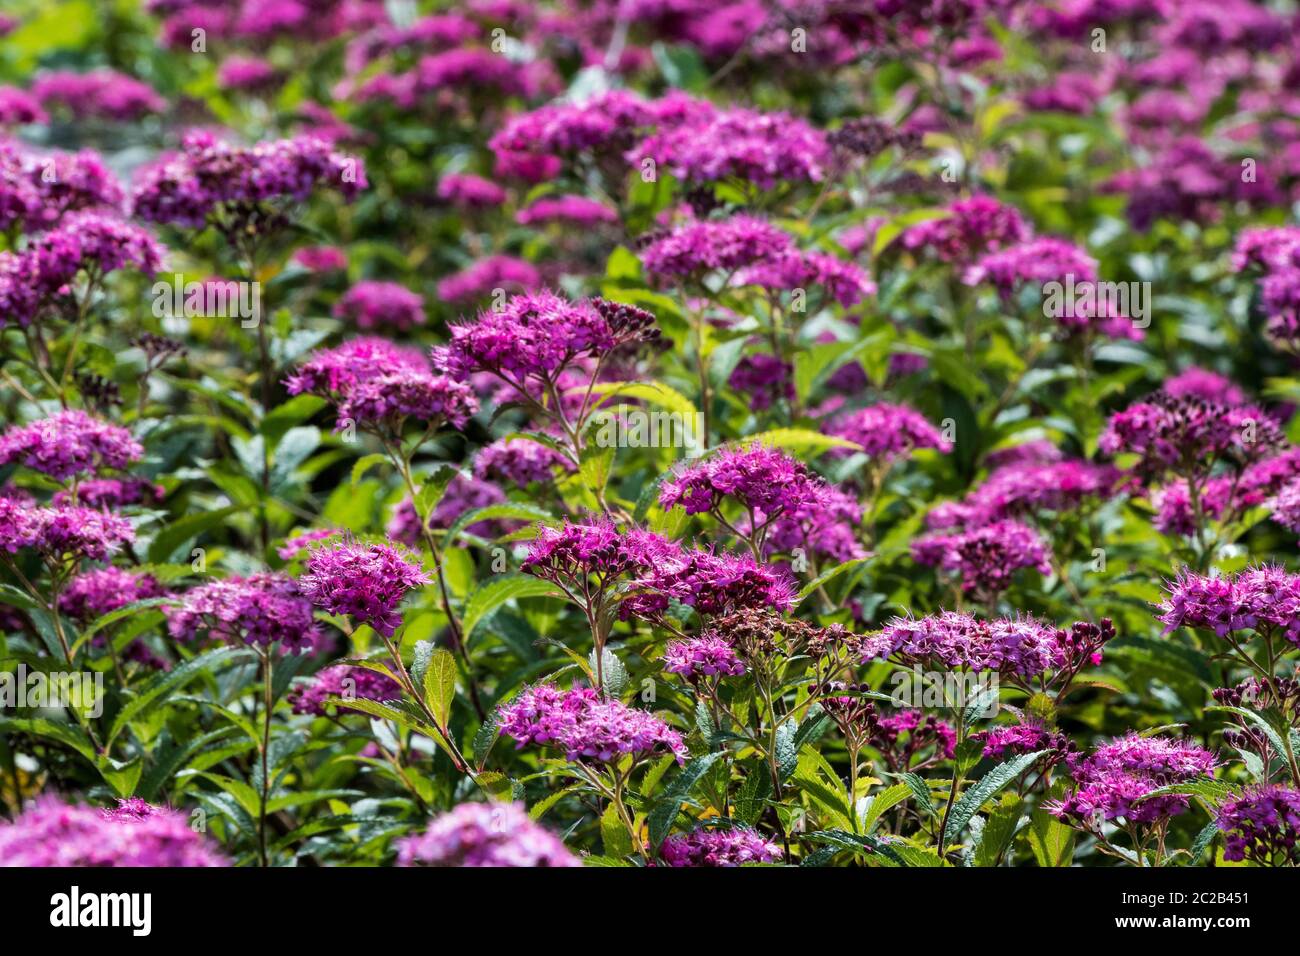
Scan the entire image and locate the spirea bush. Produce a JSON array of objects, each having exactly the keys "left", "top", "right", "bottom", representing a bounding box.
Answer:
[{"left": 4, "top": 0, "right": 1300, "bottom": 869}]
